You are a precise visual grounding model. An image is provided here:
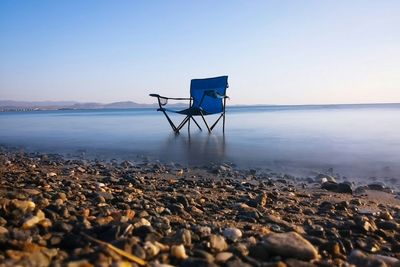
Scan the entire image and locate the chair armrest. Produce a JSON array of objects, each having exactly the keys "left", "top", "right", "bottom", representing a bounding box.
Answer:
[
  {"left": 204, "top": 90, "right": 230, "bottom": 99},
  {"left": 149, "top": 94, "right": 191, "bottom": 101}
]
